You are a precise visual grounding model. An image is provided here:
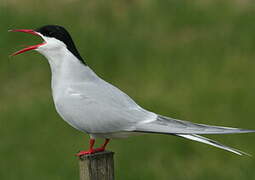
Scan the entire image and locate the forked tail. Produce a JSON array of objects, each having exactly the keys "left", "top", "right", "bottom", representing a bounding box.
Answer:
[
  {"left": 176, "top": 134, "right": 250, "bottom": 156},
  {"left": 135, "top": 115, "right": 255, "bottom": 155}
]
